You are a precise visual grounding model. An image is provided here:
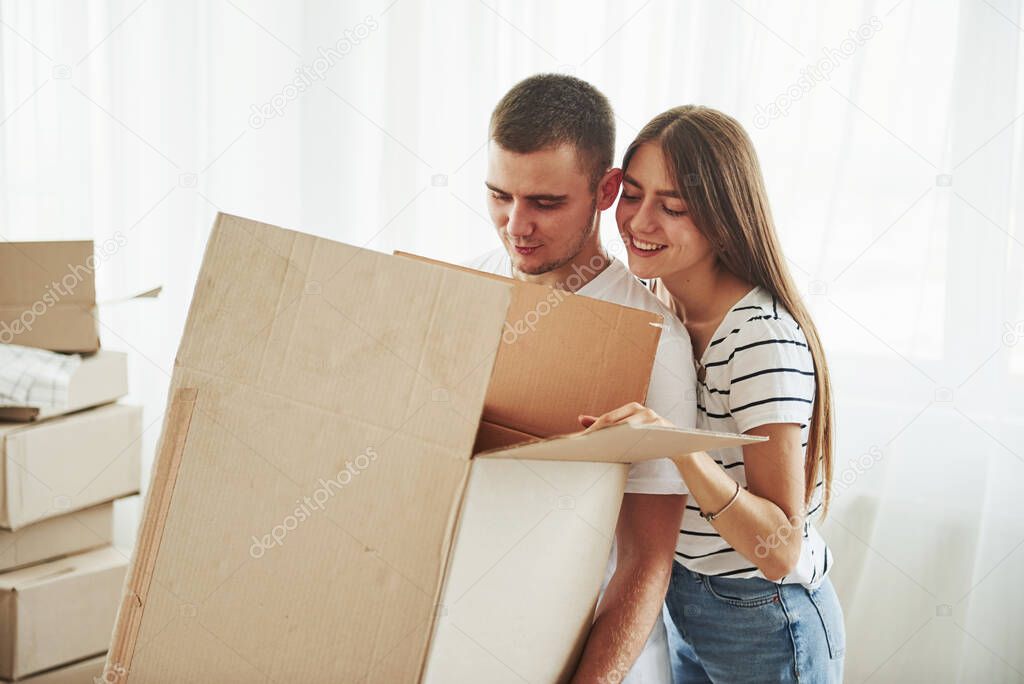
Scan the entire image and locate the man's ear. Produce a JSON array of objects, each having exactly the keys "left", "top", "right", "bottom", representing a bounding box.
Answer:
[{"left": 596, "top": 168, "right": 623, "bottom": 211}]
